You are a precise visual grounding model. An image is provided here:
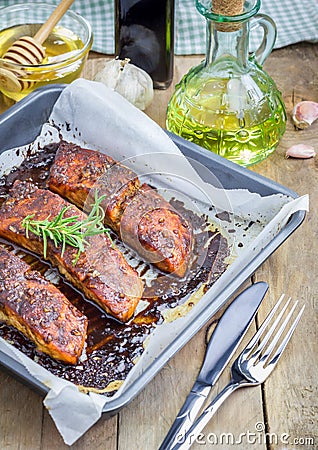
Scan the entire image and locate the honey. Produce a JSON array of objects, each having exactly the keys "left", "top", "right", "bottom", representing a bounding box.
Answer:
[{"left": 0, "top": 24, "right": 88, "bottom": 101}]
